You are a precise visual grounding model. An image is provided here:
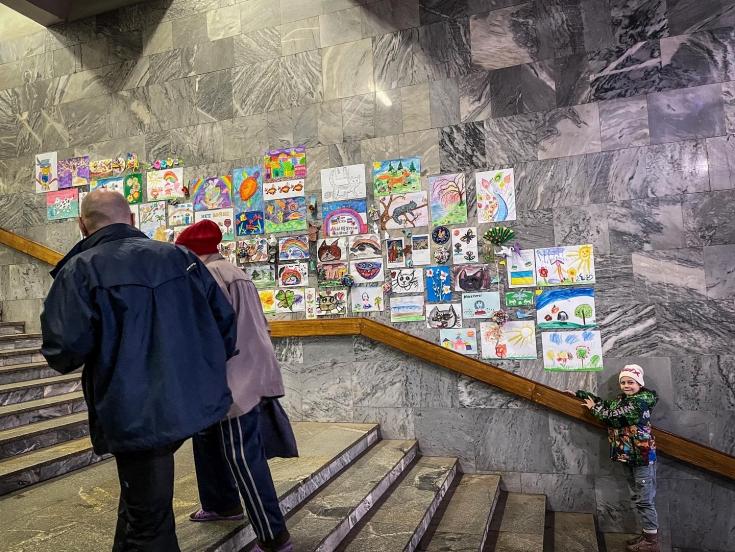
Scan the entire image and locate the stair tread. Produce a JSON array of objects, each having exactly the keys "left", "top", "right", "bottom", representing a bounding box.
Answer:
[
  {"left": 0, "top": 333, "right": 41, "bottom": 342},
  {"left": 552, "top": 512, "right": 598, "bottom": 552},
  {"left": 603, "top": 532, "right": 643, "bottom": 552},
  {"left": 0, "top": 391, "right": 85, "bottom": 416},
  {"left": 486, "top": 493, "right": 547, "bottom": 552},
  {"left": 0, "top": 412, "right": 88, "bottom": 444},
  {"left": 0, "top": 347, "right": 40, "bottom": 357},
  {"left": 0, "top": 373, "right": 80, "bottom": 393},
  {"left": 0, "top": 436, "right": 93, "bottom": 477},
  {"left": 0, "top": 361, "right": 50, "bottom": 374}
]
